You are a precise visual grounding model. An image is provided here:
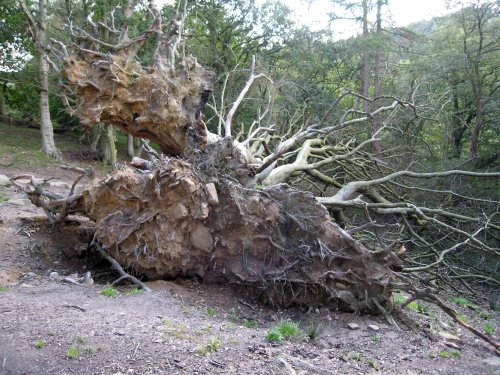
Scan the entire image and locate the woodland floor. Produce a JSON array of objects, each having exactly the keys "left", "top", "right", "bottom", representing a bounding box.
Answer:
[{"left": 0, "top": 121, "right": 499, "bottom": 375}]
